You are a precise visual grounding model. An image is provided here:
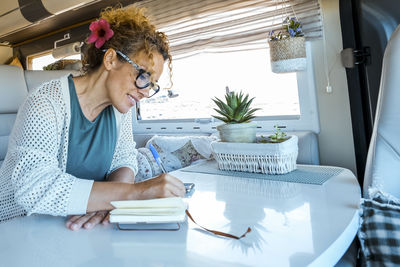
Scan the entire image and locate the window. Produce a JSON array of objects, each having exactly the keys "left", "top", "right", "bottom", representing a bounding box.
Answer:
[
  {"left": 140, "top": 48, "right": 299, "bottom": 120},
  {"left": 27, "top": 50, "right": 81, "bottom": 70},
  {"left": 129, "top": 0, "right": 322, "bottom": 133},
  {"left": 135, "top": 41, "right": 319, "bottom": 133}
]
